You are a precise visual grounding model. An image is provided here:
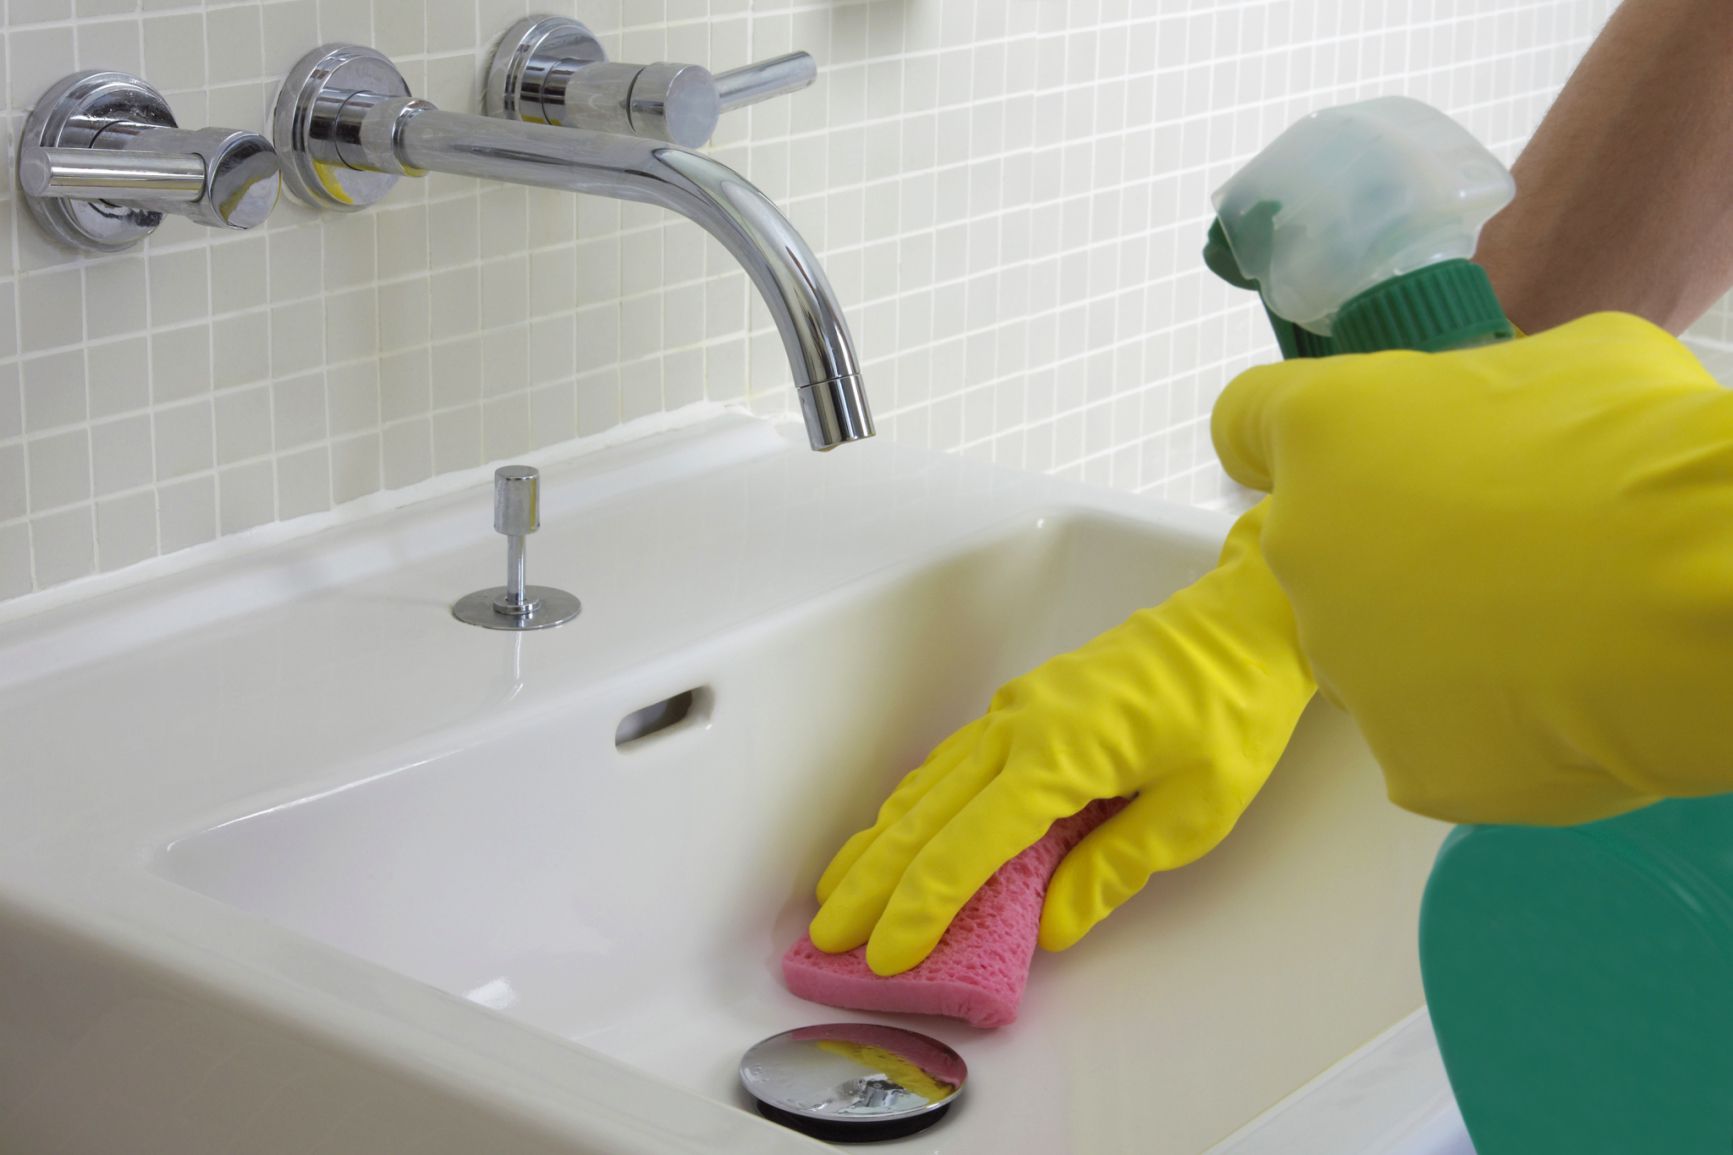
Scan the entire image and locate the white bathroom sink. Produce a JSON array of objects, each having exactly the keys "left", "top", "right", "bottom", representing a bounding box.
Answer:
[{"left": 0, "top": 414, "right": 1451, "bottom": 1153}]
